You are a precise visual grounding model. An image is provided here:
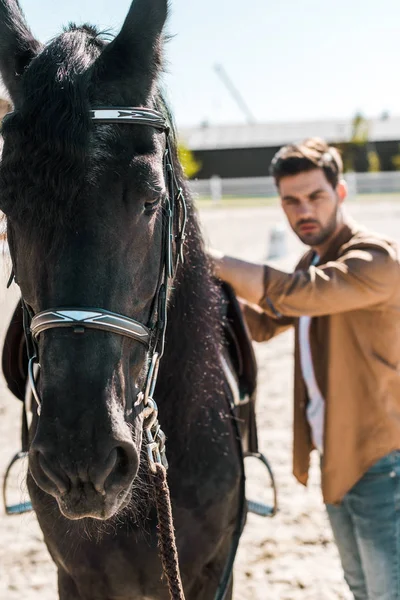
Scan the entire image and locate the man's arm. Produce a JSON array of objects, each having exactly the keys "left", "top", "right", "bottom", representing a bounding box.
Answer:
[
  {"left": 241, "top": 301, "right": 294, "bottom": 342},
  {"left": 211, "top": 245, "right": 399, "bottom": 318}
]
